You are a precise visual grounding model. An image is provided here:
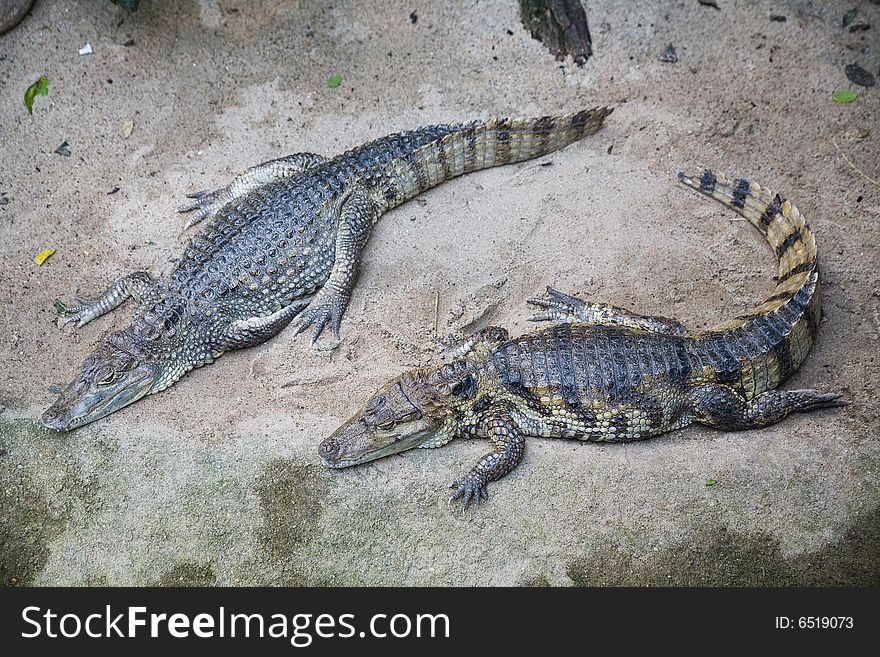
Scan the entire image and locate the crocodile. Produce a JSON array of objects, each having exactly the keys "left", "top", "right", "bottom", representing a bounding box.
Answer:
[
  {"left": 42, "top": 107, "right": 612, "bottom": 431},
  {"left": 320, "top": 169, "right": 847, "bottom": 510}
]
